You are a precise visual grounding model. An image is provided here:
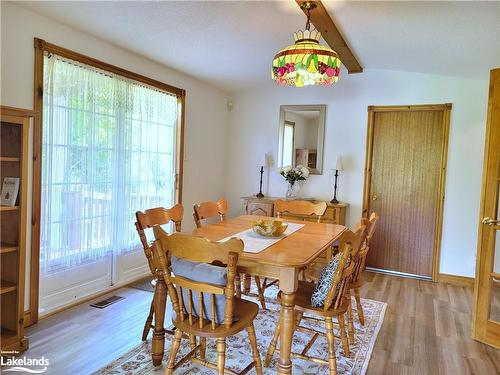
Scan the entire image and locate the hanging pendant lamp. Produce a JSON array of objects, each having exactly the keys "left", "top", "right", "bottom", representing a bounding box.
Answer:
[{"left": 272, "top": 2, "right": 341, "bottom": 87}]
